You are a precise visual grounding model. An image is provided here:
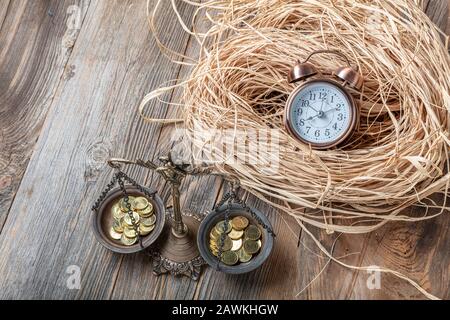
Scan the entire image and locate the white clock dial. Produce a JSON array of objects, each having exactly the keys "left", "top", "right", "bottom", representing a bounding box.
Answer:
[{"left": 288, "top": 81, "right": 353, "bottom": 146}]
